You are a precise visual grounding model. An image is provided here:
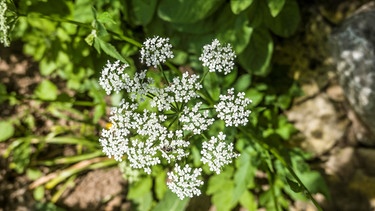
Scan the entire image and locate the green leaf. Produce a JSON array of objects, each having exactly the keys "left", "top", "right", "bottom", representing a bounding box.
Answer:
[
  {"left": 207, "top": 167, "right": 236, "bottom": 211},
  {"left": 97, "top": 12, "right": 116, "bottom": 25},
  {"left": 216, "top": 7, "right": 253, "bottom": 53},
  {"left": 85, "top": 32, "right": 95, "bottom": 46},
  {"left": 265, "top": 0, "right": 300, "bottom": 37},
  {"left": 246, "top": 88, "right": 264, "bottom": 107},
  {"left": 233, "top": 148, "right": 256, "bottom": 204},
  {"left": 230, "top": 0, "right": 254, "bottom": 14},
  {"left": 39, "top": 59, "right": 57, "bottom": 76},
  {"left": 239, "top": 28, "right": 273, "bottom": 76},
  {"left": 286, "top": 177, "right": 303, "bottom": 193},
  {"left": 267, "top": 0, "right": 286, "bottom": 17},
  {"left": 158, "top": 0, "right": 225, "bottom": 23},
  {"left": 154, "top": 170, "right": 168, "bottom": 200},
  {"left": 127, "top": 177, "right": 153, "bottom": 199},
  {"left": 299, "top": 171, "right": 330, "bottom": 198},
  {"left": 130, "top": 0, "right": 157, "bottom": 25},
  {"left": 94, "top": 37, "right": 127, "bottom": 63},
  {"left": 233, "top": 74, "right": 252, "bottom": 92},
  {"left": 239, "top": 190, "right": 257, "bottom": 211},
  {"left": 0, "top": 121, "right": 14, "bottom": 142},
  {"left": 34, "top": 80, "right": 58, "bottom": 101},
  {"left": 33, "top": 186, "right": 45, "bottom": 201},
  {"left": 223, "top": 69, "right": 238, "bottom": 88},
  {"left": 152, "top": 190, "right": 189, "bottom": 211},
  {"left": 8, "top": 137, "right": 31, "bottom": 173},
  {"left": 203, "top": 73, "right": 220, "bottom": 101}
]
